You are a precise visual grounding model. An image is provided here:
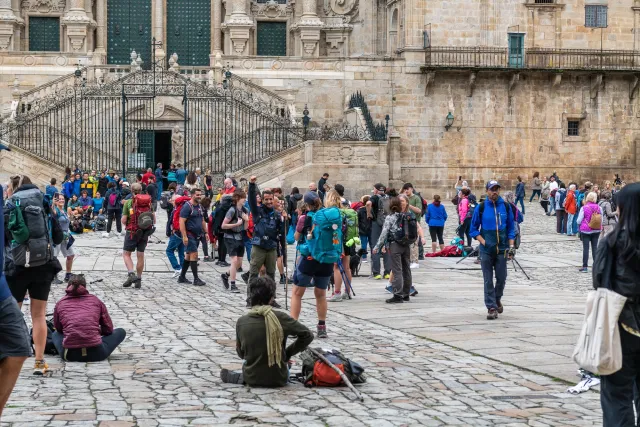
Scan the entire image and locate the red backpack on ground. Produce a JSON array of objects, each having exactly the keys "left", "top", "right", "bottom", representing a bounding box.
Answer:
[
  {"left": 127, "top": 194, "right": 153, "bottom": 234},
  {"left": 172, "top": 196, "right": 192, "bottom": 232}
]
